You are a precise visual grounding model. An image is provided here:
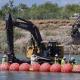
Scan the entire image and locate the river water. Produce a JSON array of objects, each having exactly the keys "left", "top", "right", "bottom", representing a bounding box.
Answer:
[
  {"left": 0, "top": 54, "right": 80, "bottom": 80},
  {"left": 0, "top": 71, "right": 80, "bottom": 80}
]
